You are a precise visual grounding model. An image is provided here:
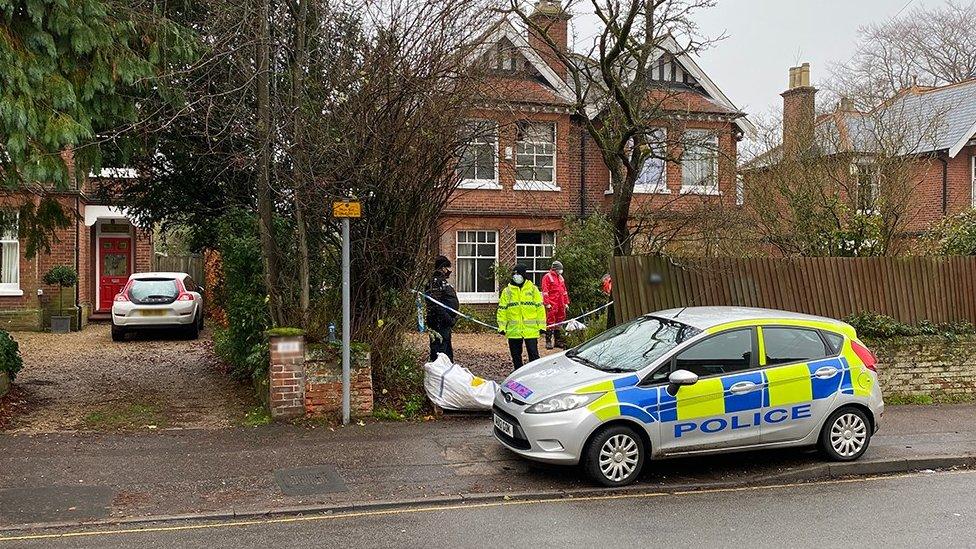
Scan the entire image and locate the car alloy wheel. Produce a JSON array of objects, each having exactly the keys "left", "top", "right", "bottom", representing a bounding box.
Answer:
[
  {"left": 598, "top": 433, "right": 640, "bottom": 483},
  {"left": 829, "top": 412, "right": 868, "bottom": 458}
]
